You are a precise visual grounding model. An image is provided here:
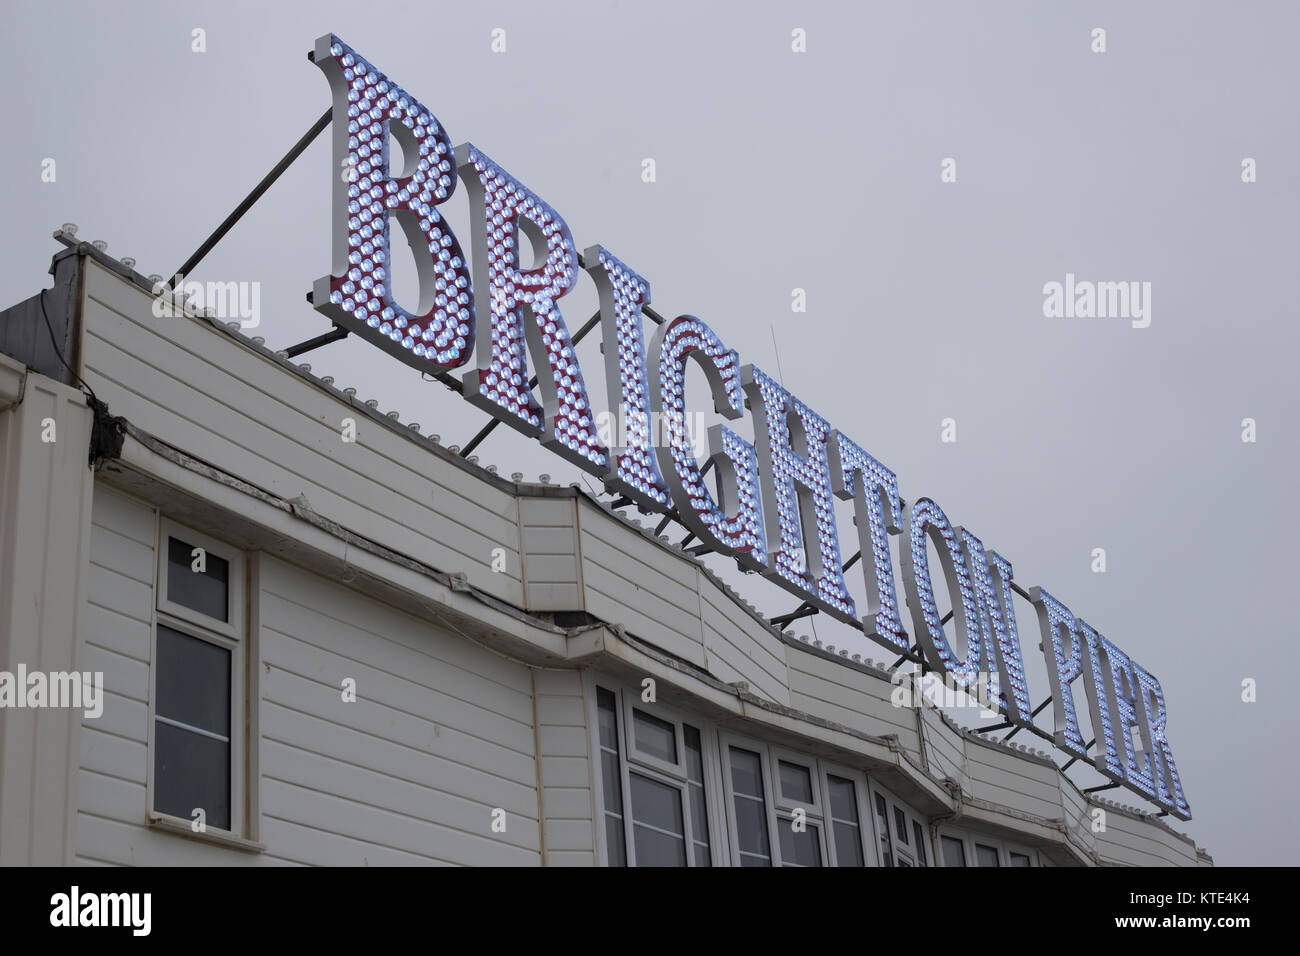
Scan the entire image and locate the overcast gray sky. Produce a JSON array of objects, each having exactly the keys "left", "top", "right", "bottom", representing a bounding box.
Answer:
[{"left": 3, "top": 0, "right": 1295, "bottom": 865}]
